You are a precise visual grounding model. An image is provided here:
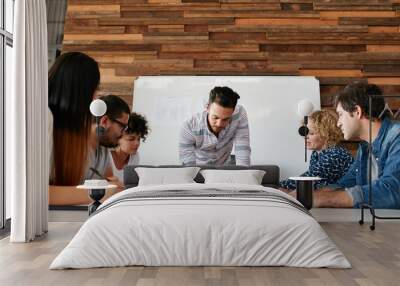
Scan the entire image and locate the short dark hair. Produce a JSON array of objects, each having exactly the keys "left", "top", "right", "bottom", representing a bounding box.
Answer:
[
  {"left": 209, "top": 86, "right": 240, "bottom": 109},
  {"left": 126, "top": 112, "right": 149, "bottom": 141},
  {"left": 99, "top": 95, "right": 130, "bottom": 119},
  {"left": 334, "top": 81, "right": 386, "bottom": 120}
]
